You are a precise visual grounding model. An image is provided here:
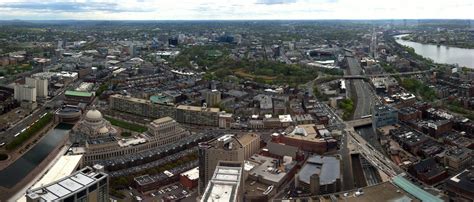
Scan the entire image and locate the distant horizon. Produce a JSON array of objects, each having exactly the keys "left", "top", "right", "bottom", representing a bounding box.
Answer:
[
  {"left": 1, "top": 19, "right": 473, "bottom": 21},
  {"left": 0, "top": 0, "right": 473, "bottom": 21}
]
